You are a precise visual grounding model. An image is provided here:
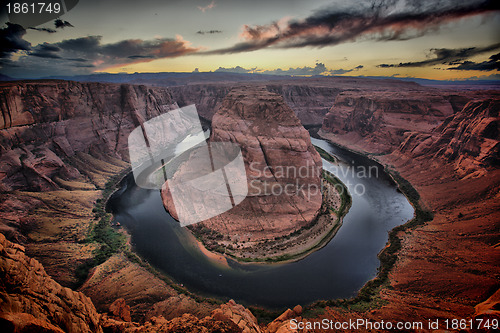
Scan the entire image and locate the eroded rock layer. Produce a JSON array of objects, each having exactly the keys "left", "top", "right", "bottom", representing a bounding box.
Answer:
[
  {"left": 320, "top": 90, "right": 454, "bottom": 153},
  {"left": 0, "top": 233, "right": 102, "bottom": 333},
  {"left": 399, "top": 99, "right": 499, "bottom": 176},
  {"left": 0, "top": 232, "right": 263, "bottom": 332},
  {"left": 0, "top": 80, "right": 176, "bottom": 192}
]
